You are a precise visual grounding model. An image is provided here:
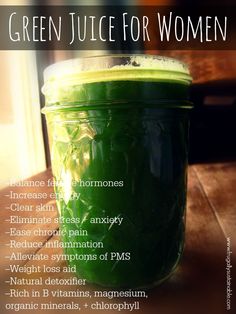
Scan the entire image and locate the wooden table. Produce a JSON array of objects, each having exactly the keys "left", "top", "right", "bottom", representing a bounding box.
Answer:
[{"left": 0, "top": 163, "right": 235, "bottom": 314}]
